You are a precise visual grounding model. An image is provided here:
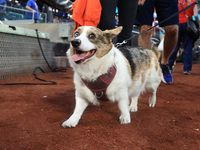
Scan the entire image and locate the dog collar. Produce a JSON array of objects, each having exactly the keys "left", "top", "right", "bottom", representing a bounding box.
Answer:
[{"left": 82, "top": 65, "right": 117, "bottom": 101}]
